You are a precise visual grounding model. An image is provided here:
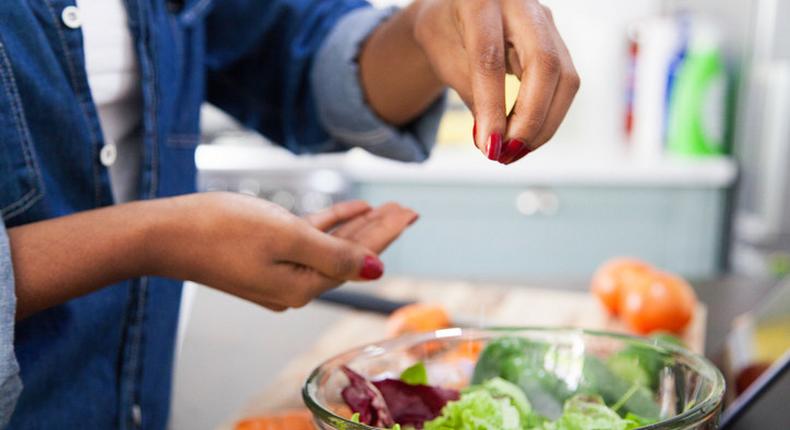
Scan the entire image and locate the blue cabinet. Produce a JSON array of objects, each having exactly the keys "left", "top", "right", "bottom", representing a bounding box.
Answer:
[
  {"left": 195, "top": 142, "right": 736, "bottom": 281},
  {"left": 354, "top": 183, "right": 729, "bottom": 280}
]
